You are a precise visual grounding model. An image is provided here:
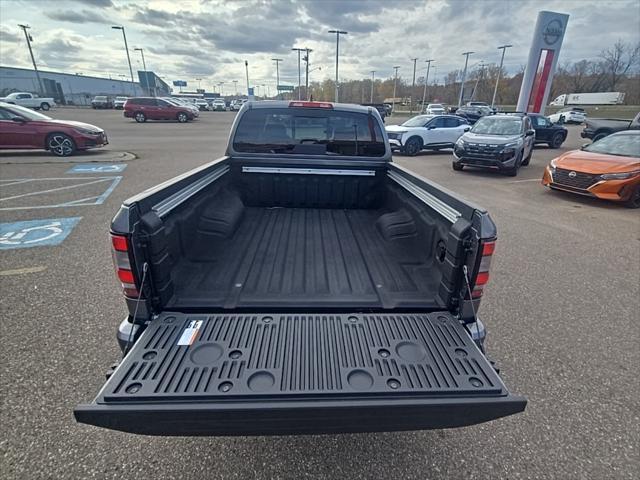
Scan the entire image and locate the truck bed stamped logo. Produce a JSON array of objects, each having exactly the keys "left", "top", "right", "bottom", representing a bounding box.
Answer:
[{"left": 177, "top": 320, "right": 203, "bottom": 346}]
